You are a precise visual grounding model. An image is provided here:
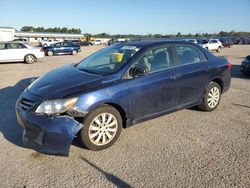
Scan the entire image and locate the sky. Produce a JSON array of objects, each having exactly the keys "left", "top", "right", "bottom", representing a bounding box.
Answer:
[{"left": 0, "top": 0, "right": 249, "bottom": 35}]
